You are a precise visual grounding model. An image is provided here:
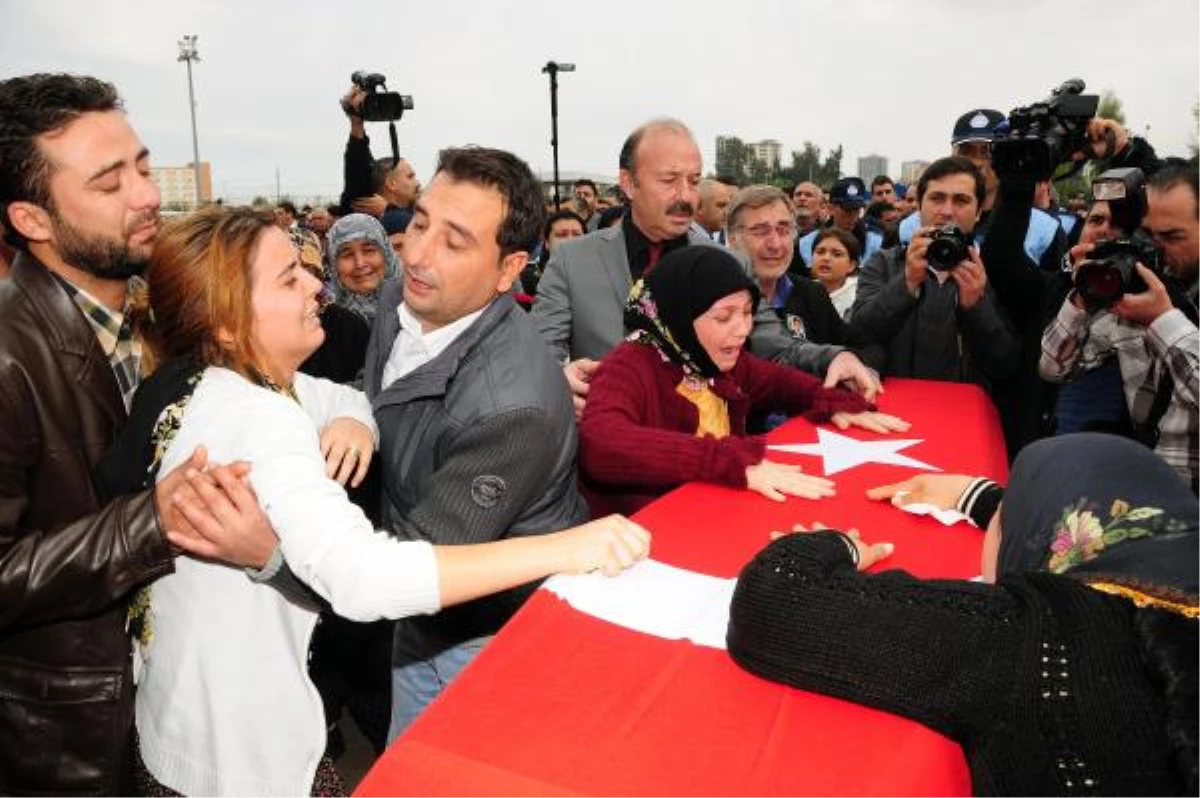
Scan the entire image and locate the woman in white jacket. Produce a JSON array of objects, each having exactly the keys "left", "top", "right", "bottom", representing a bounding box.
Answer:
[{"left": 111, "top": 207, "right": 649, "bottom": 796}]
